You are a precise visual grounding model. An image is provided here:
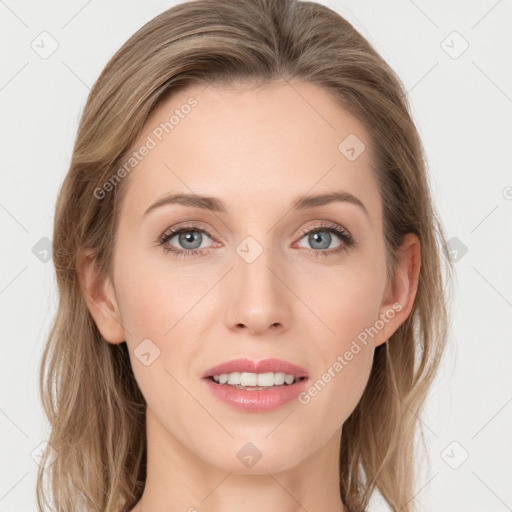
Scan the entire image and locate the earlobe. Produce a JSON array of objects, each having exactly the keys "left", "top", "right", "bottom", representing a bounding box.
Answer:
[
  {"left": 77, "top": 249, "right": 125, "bottom": 344},
  {"left": 374, "top": 233, "right": 421, "bottom": 347}
]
